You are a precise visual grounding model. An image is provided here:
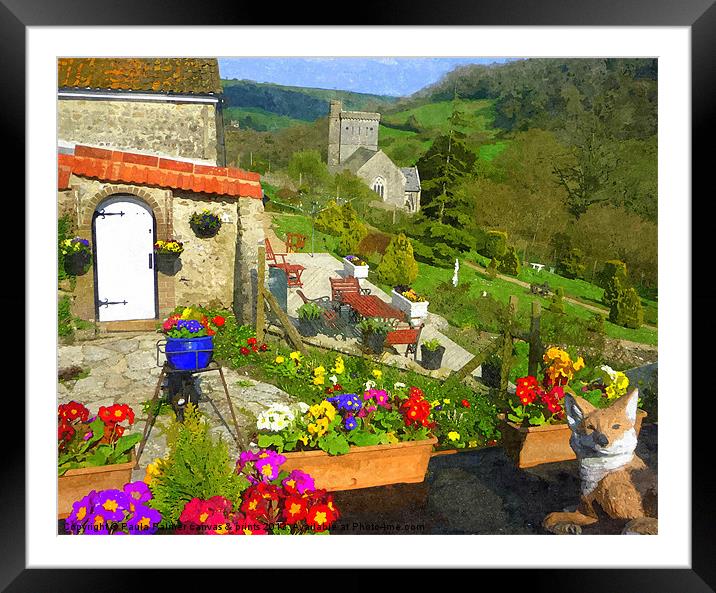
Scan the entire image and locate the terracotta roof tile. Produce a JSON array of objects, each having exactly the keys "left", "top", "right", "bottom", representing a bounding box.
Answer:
[
  {"left": 58, "top": 58, "right": 222, "bottom": 95},
  {"left": 58, "top": 145, "right": 261, "bottom": 199}
]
